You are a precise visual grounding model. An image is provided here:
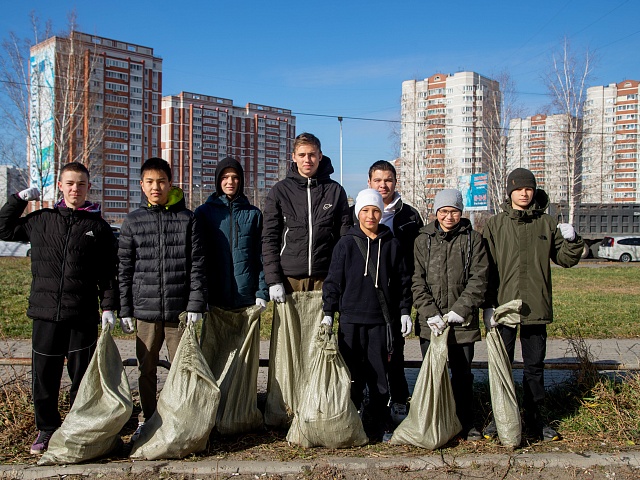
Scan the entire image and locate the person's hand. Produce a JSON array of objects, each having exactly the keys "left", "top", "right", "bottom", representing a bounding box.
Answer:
[
  {"left": 558, "top": 223, "right": 576, "bottom": 241},
  {"left": 427, "top": 314, "right": 446, "bottom": 336},
  {"left": 321, "top": 315, "right": 333, "bottom": 327},
  {"left": 187, "top": 312, "right": 202, "bottom": 325},
  {"left": 269, "top": 283, "right": 285, "bottom": 303},
  {"left": 400, "top": 315, "right": 412, "bottom": 337},
  {"left": 446, "top": 310, "right": 464, "bottom": 324},
  {"left": 120, "top": 317, "right": 135, "bottom": 334},
  {"left": 18, "top": 187, "right": 40, "bottom": 202},
  {"left": 101, "top": 310, "right": 116, "bottom": 331},
  {"left": 483, "top": 308, "right": 497, "bottom": 331},
  {"left": 256, "top": 297, "right": 267, "bottom": 312}
]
